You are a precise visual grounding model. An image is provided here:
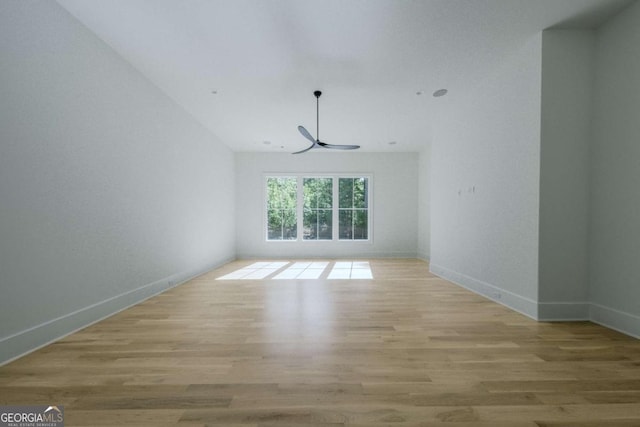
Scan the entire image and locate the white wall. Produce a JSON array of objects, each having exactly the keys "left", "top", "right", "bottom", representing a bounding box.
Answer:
[
  {"left": 236, "top": 152, "right": 418, "bottom": 259},
  {"left": 430, "top": 36, "right": 543, "bottom": 318},
  {"left": 589, "top": 0, "right": 640, "bottom": 336},
  {"left": 0, "top": 1, "right": 236, "bottom": 364},
  {"left": 417, "top": 146, "right": 431, "bottom": 261},
  {"left": 538, "top": 30, "right": 594, "bottom": 320}
]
